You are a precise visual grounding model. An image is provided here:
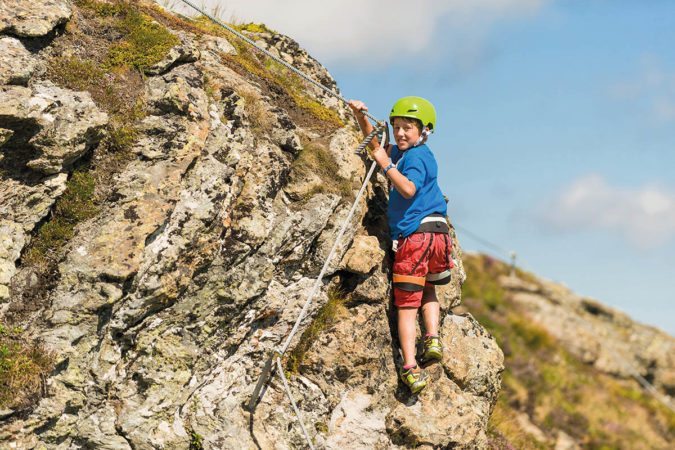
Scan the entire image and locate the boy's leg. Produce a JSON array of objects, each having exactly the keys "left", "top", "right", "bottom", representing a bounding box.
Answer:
[
  {"left": 421, "top": 284, "right": 439, "bottom": 336},
  {"left": 397, "top": 306, "right": 418, "bottom": 367},
  {"left": 421, "top": 284, "right": 443, "bottom": 362}
]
